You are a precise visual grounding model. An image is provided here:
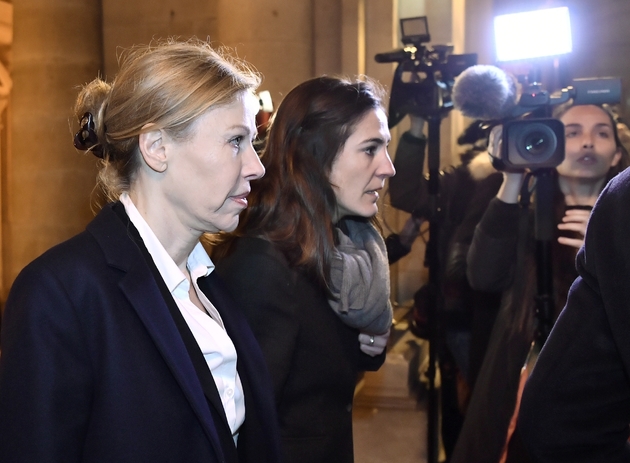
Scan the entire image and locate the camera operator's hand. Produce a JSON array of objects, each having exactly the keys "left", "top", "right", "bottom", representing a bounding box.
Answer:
[
  {"left": 557, "top": 208, "right": 592, "bottom": 249},
  {"left": 408, "top": 115, "right": 426, "bottom": 138},
  {"left": 496, "top": 171, "right": 527, "bottom": 204},
  {"left": 487, "top": 126, "right": 530, "bottom": 203},
  {"left": 398, "top": 216, "right": 423, "bottom": 249}
]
